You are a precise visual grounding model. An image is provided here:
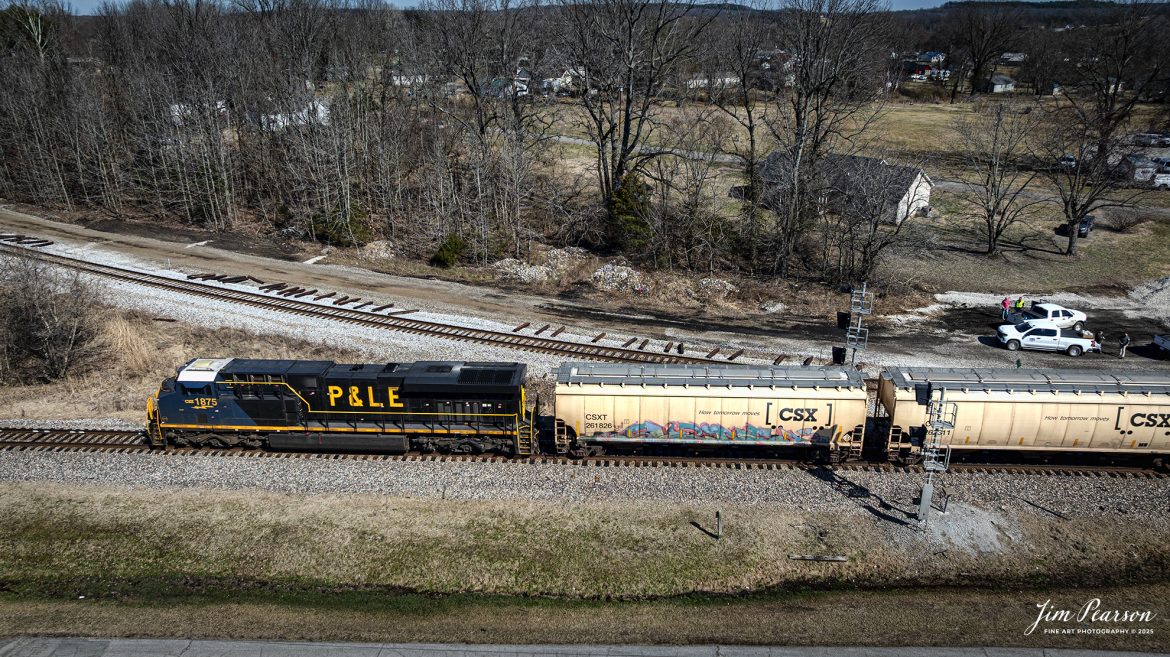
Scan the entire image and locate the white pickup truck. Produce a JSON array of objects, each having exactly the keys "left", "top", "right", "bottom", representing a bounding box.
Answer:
[
  {"left": 1005, "top": 302, "right": 1088, "bottom": 332},
  {"left": 997, "top": 320, "right": 1101, "bottom": 357}
]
